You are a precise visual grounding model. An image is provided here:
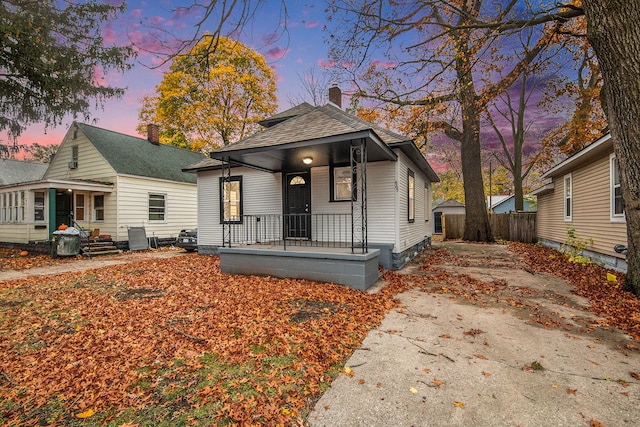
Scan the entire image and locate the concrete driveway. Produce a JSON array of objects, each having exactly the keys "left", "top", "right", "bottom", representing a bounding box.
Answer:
[{"left": 308, "top": 241, "right": 640, "bottom": 427}]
